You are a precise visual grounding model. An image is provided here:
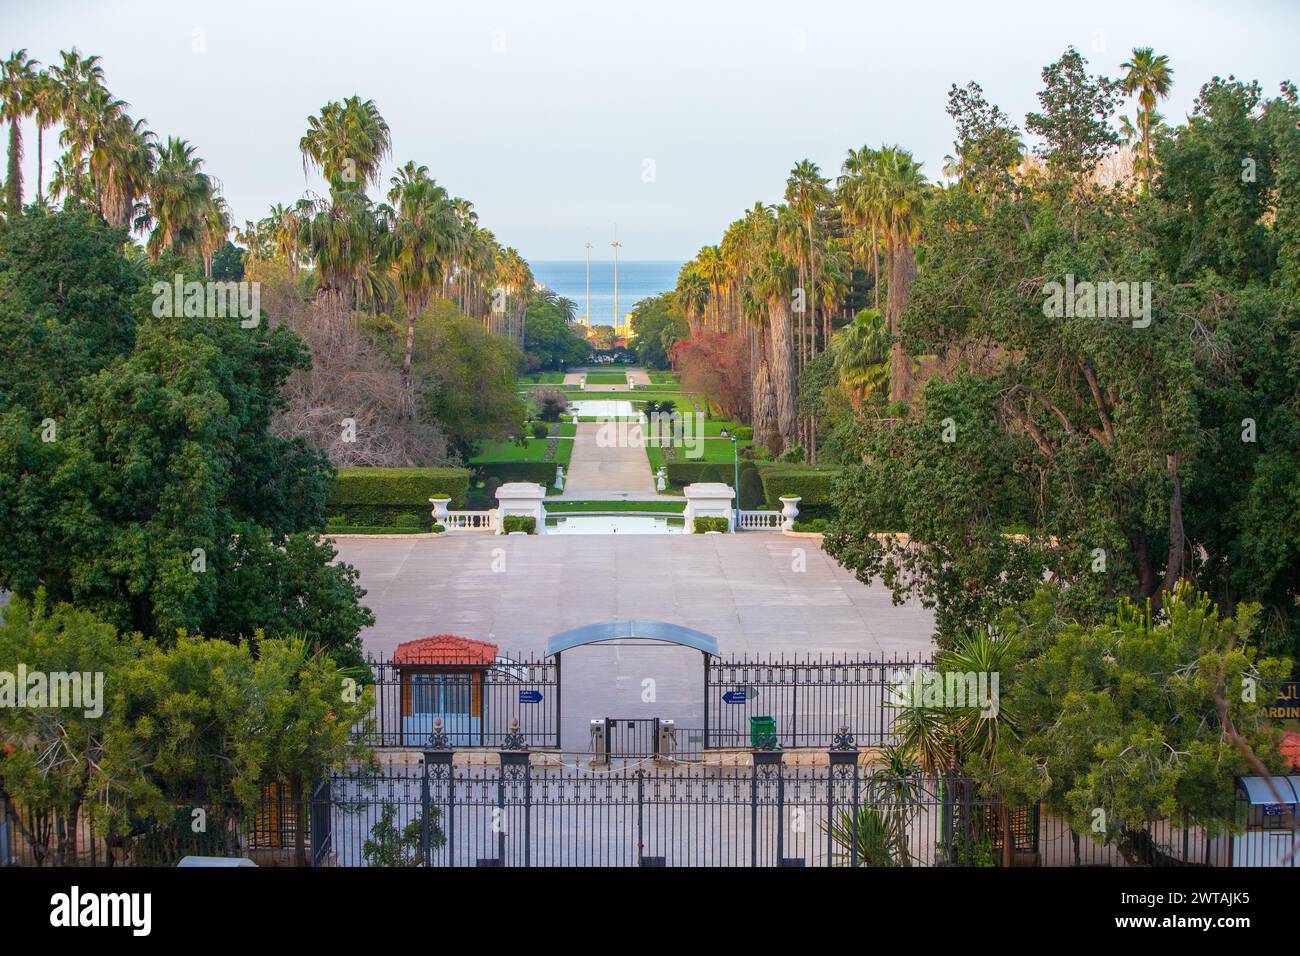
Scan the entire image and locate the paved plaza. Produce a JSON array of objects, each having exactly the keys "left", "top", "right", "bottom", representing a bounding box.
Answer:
[{"left": 334, "top": 532, "right": 936, "bottom": 748}]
